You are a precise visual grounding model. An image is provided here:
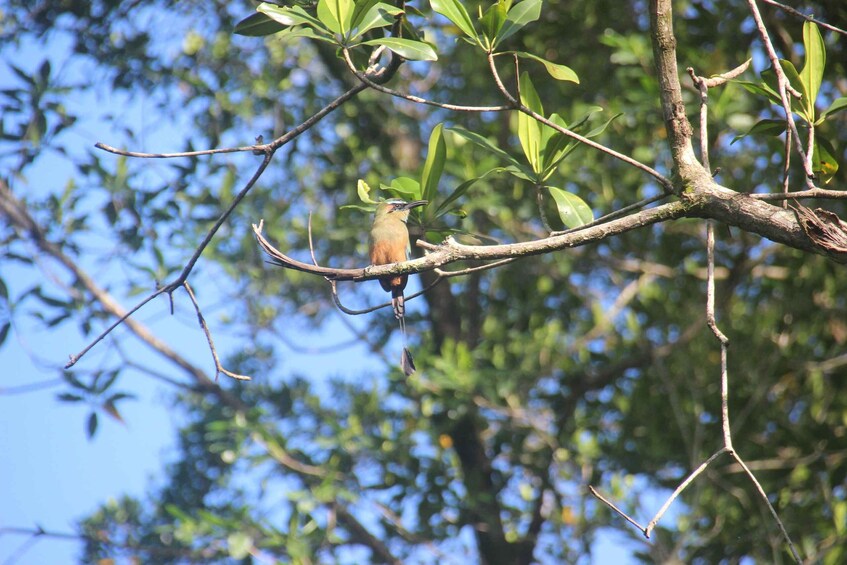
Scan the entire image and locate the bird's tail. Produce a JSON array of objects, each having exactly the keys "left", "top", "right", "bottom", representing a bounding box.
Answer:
[
  {"left": 391, "top": 288, "right": 416, "bottom": 376},
  {"left": 391, "top": 287, "right": 405, "bottom": 320}
]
